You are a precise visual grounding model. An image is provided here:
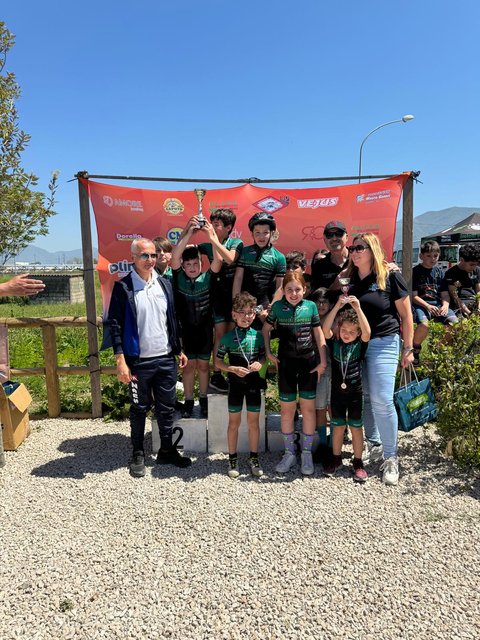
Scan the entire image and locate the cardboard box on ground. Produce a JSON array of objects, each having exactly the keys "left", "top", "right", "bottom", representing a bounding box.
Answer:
[{"left": 0, "top": 382, "right": 33, "bottom": 451}]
